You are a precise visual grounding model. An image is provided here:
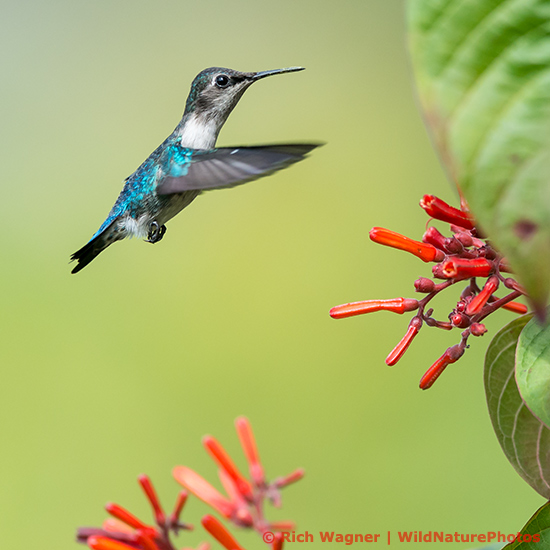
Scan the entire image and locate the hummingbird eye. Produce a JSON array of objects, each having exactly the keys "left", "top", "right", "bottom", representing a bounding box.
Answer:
[{"left": 214, "top": 74, "right": 230, "bottom": 88}]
